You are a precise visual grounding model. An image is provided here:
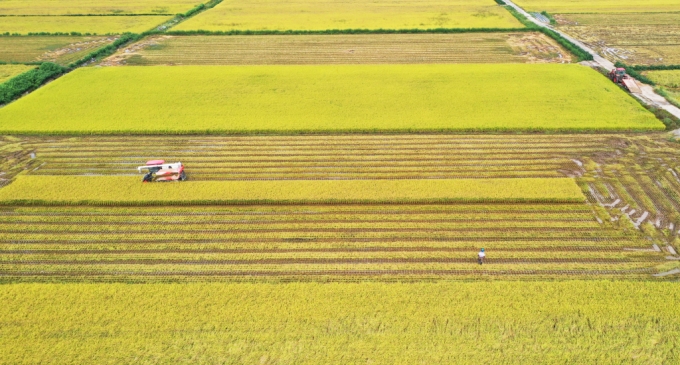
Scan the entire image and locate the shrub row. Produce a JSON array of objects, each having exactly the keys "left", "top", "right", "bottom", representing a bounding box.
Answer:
[
  {"left": 0, "top": 63, "right": 66, "bottom": 105},
  {"left": 631, "top": 64, "right": 680, "bottom": 72}
]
